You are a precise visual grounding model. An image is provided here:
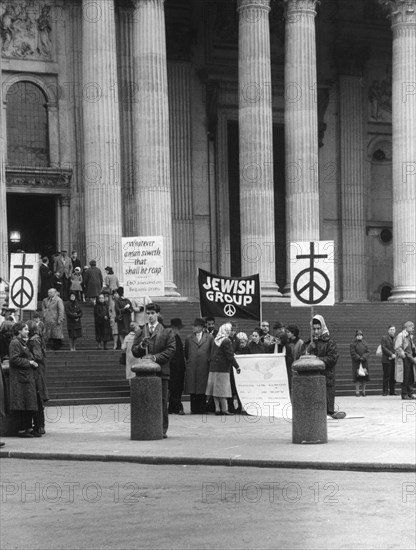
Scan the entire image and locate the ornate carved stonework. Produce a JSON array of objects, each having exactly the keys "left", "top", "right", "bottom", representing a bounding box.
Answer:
[
  {"left": 0, "top": 1, "right": 52, "bottom": 59},
  {"left": 6, "top": 167, "right": 72, "bottom": 189},
  {"left": 378, "top": 0, "right": 416, "bottom": 25},
  {"left": 282, "top": 0, "right": 319, "bottom": 18}
]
